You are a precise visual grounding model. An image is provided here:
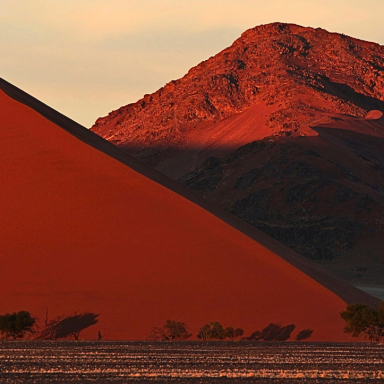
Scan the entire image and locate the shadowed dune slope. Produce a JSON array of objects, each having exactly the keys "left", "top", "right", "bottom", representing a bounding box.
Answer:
[{"left": 0, "top": 79, "right": 378, "bottom": 341}]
